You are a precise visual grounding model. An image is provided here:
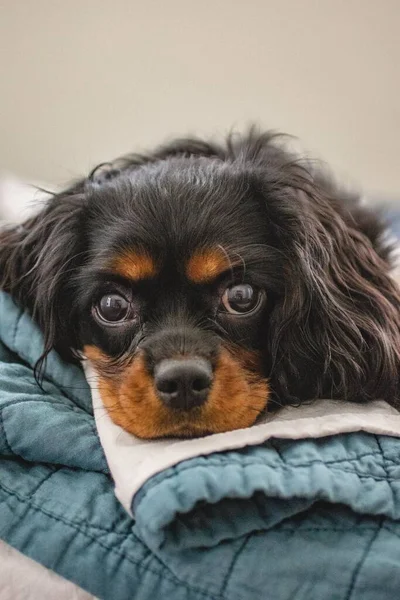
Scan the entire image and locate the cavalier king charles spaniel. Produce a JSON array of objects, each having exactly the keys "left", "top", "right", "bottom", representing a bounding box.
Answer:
[{"left": 0, "top": 130, "right": 399, "bottom": 438}]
